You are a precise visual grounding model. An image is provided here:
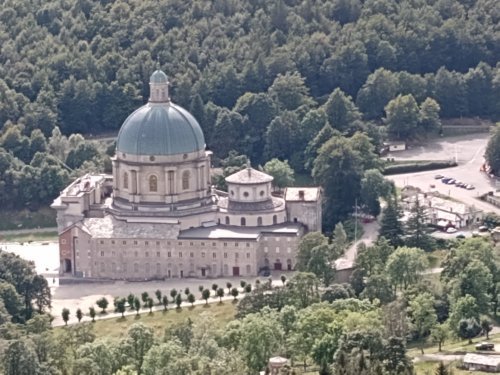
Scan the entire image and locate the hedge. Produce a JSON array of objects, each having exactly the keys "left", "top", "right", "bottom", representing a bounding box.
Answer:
[{"left": 383, "top": 161, "right": 457, "bottom": 175}]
